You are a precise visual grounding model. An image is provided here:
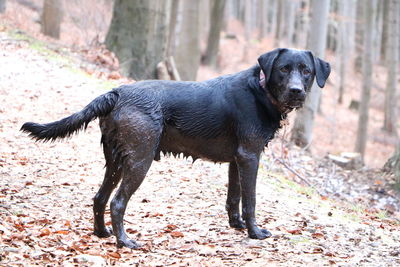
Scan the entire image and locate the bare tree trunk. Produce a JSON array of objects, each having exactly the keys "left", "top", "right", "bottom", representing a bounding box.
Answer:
[
  {"left": 354, "top": 0, "right": 375, "bottom": 159},
  {"left": 274, "top": 0, "right": 285, "bottom": 47},
  {"left": 203, "top": 0, "right": 226, "bottom": 68},
  {"left": 373, "top": 1, "right": 385, "bottom": 63},
  {"left": 383, "top": 0, "right": 399, "bottom": 133},
  {"left": 105, "top": 0, "right": 170, "bottom": 80},
  {"left": 257, "top": 0, "right": 269, "bottom": 39},
  {"left": 354, "top": 0, "right": 364, "bottom": 72},
  {"left": 41, "top": 0, "right": 63, "bottom": 39},
  {"left": 269, "top": 0, "right": 278, "bottom": 36},
  {"left": 285, "top": 0, "right": 297, "bottom": 46},
  {"left": 384, "top": 142, "right": 400, "bottom": 183},
  {"left": 293, "top": 0, "right": 310, "bottom": 49},
  {"left": 243, "top": 0, "right": 252, "bottom": 61},
  {"left": 166, "top": 0, "right": 180, "bottom": 57},
  {"left": 174, "top": 0, "right": 200, "bottom": 81},
  {"left": 0, "top": 0, "right": 6, "bottom": 13},
  {"left": 199, "top": 0, "right": 211, "bottom": 40},
  {"left": 380, "top": 0, "right": 390, "bottom": 63},
  {"left": 291, "top": 0, "right": 330, "bottom": 148},
  {"left": 347, "top": 0, "right": 358, "bottom": 64},
  {"left": 338, "top": 0, "right": 352, "bottom": 104}
]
